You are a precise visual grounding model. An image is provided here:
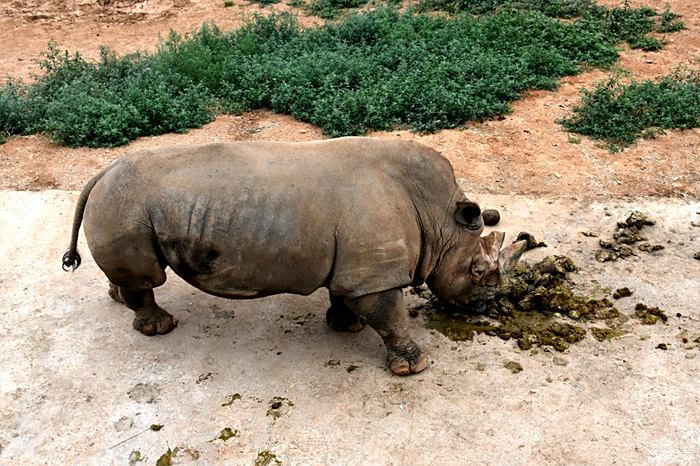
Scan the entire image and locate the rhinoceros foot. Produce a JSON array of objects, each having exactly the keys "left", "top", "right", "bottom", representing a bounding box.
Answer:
[
  {"left": 326, "top": 296, "right": 366, "bottom": 332},
  {"left": 110, "top": 286, "right": 178, "bottom": 336},
  {"left": 387, "top": 346, "right": 428, "bottom": 376},
  {"left": 133, "top": 308, "right": 178, "bottom": 336},
  {"left": 326, "top": 305, "right": 366, "bottom": 332}
]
